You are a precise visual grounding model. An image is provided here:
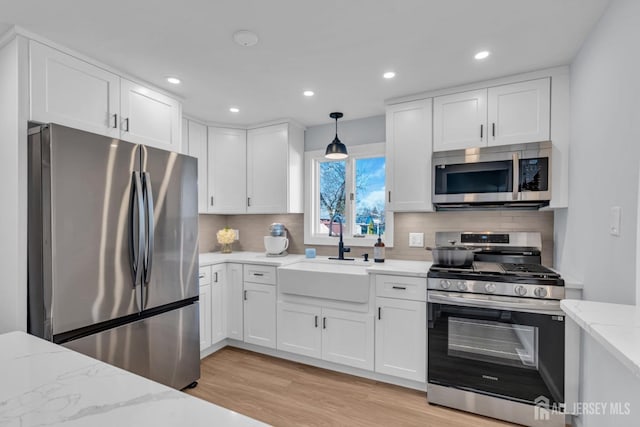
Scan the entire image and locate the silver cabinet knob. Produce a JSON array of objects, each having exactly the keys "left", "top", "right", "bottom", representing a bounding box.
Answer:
[
  {"left": 484, "top": 283, "right": 496, "bottom": 293},
  {"left": 514, "top": 285, "right": 527, "bottom": 296},
  {"left": 534, "top": 287, "right": 548, "bottom": 298},
  {"left": 440, "top": 280, "right": 451, "bottom": 290},
  {"left": 457, "top": 281, "right": 468, "bottom": 291}
]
